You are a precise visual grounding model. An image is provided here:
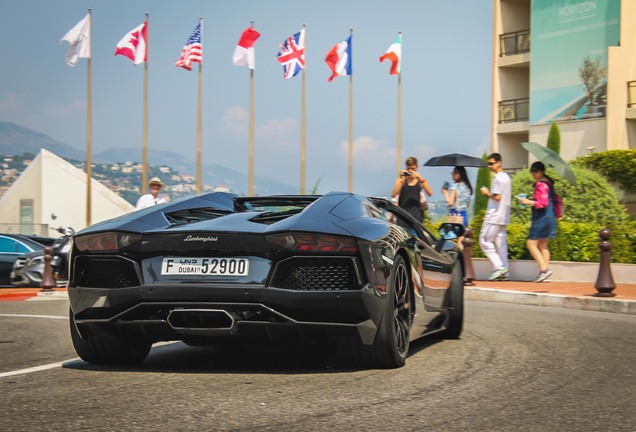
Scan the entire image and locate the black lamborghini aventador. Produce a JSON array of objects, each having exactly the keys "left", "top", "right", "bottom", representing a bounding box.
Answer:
[{"left": 68, "top": 191, "right": 465, "bottom": 369}]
